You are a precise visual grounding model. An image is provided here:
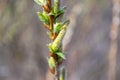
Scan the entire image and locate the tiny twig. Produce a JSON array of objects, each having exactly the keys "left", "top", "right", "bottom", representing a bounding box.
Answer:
[{"left": 49, "top": 15, "right": 54, "bottom": 39}]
